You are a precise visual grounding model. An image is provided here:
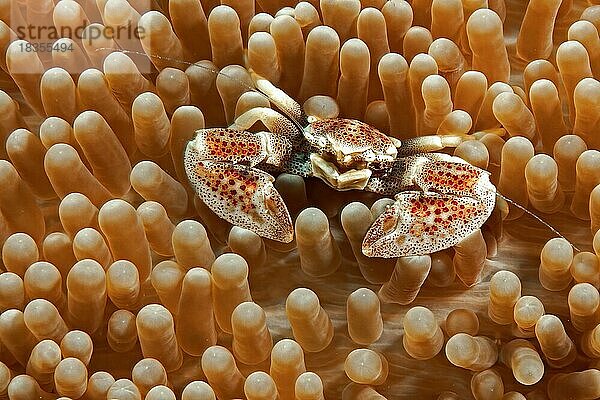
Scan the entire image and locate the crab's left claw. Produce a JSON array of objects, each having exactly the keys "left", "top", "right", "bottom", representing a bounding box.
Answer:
[
  {"left": 184, "top": 146, "right": 293, "bottom": 243},
  {"left": 362, "top": 191, "right": 493, "bottom": 258}
]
